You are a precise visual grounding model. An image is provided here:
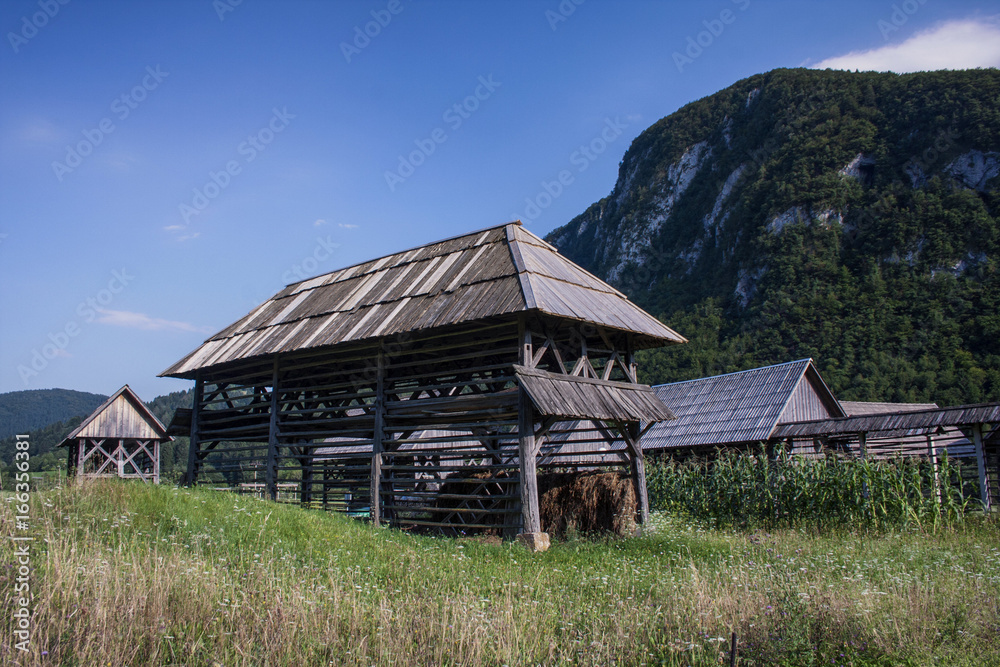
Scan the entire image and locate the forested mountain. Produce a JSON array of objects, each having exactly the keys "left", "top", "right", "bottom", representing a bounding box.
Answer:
[
  {"left": 0, "top": 388, "right": 107, "bottom": 439},
  {"left": 547, "top": 68, "right": 1000, "bottom": 405}
]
